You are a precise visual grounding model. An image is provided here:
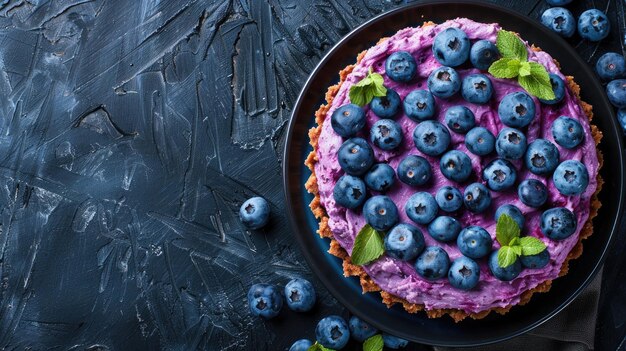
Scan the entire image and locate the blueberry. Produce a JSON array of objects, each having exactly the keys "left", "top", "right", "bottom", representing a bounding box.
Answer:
[
  {"left": 439, "top": 150, "right": 473, "bottom": 183},
  {"left": 240, "top": 197, "right": 270, "bottom": 229},
  {"left": 546, "top": 0, "right": 572, "bottom": 5},
  {"left": 364, "top": 195, "right": 399, "bottom": 231},
  {"left": 596, "top": 52, "right": 626, "bottom": 81},
  {"left": 348, "top": 316, "right": 378, "bottom": 342},
  {"left": 541, "top": 7, "right": 575, "bottom": 38},
  {"left": 364, "top": 163, "right": 396, "bottom": 192},
  {"left": 397, "top": 155, "right": 432, "bottom": 186},
  {"left": 427, "top": 66, "right": 461, "bottom": 99},
  {"left": 338, "top": 138, "right": 374, "bottom": 176},
  {"left": 578, "top": 9, "right": 610, "bottom": 42},
  {"left": 289, "top": 339, "right": 313, "bottom": 351},
  {"left": 385, "top": 51, "right": 417, "bottom": 83},
  {"left": 334, "top": 175, "right": 367, "bottom": 209},
  {"left": 518, "top": 179, "right": 548, "bottom": 208},
  {"left": 482, "top": 158, "right": 517, "bottom": 191},
  {"left": 465, "top": 127, "right": 495, "bottom": 156},
  {"left": 541, "top": 207, "right": 577, "bottom": 240},
  {"left": 315, "top": 315, "right": 350, "bottom": 350},
  {"left": 520, "top": 249, "right": 550, "bottom": 269},
  {"left": 464, "top": 182, "right": 492, "bottom": 213},
  {"left": 331, "top": 104, "right": 366, "bottom": 138},
  {"left": 285, "top": 278, "right": 316, "bottom": 312},
  {"left": 498, "top": 92, "right": 536, "bottom": 128},
  {"left": 607, "top": 79, "right": 626, "bottom": 108},
  {"left": 618, "top": 108, "right": 626, "bottom": 135},
  {"left": 247, "top": 283, "right": 283, "bottom": 318},
  {"left": 415, "top": 246, "right": 450, "bottom": 280},
  {"left": 403, "top": 90, "right": 436, "bottom": 121},
  {"left": 457, "top": 226, "right": 493, "bottom": 259},
  {"left": 525, "top": 139, "right": 560, "bottom": 175},
  {"left": 370, "top": 119, "right": 403, "bottom": 150},
  {"left": 488, "top": 250, "right": 522, "bottom": 281},
  {"left": 382, "top": 334, "right": 409, "bottom": 349},
  {"left": 496, "top": 127, "right": 527, "bottom": 160},
  {"left": 370, "top": 88, "right": 401, "bottom": 118},
  {"left": 384, "top": 223, "right": 425, "bottom": 261},
  {"left": 495, "top": 204, "right": 525, "bottom": 229},
  {"left": 412, "top": 120, "right": 451, "bottom": 156},
  {"left": 539, "top": 74, "right": 566, "bottom": 105},
  {"left": 552, "top": 160, "right": 589, "bottom": 195},
  {"left": 445, "top": 106, "right": 475, "bottom": 134},
  {"left": 461, "top": 74, "right": 494, "bottom": 104},
  {"left": 435, "top": 185, "right": 463, "bottom": 212},
  {"left": 470, "top": 39, "right": 499, "bottom": 70},
  {"left": 428, "top": 216, "right": 462, "bottom": 242},
  {"left": 448, "top": 256, "right": 481, "bottom": 290},
  {"left": 432, "top": 27, "right": 471, "bottom": 67},
  {"left": 405, "top": 192, "right": 438, "bottom": 225},
  {"left": 552, "top": 116, "right": 584, "bottom": 149}
]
